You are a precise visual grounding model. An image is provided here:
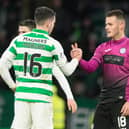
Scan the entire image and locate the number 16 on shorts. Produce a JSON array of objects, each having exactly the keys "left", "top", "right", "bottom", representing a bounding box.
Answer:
[{"left": 117, "top": 116, "right": 127, "bottom": 129}]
